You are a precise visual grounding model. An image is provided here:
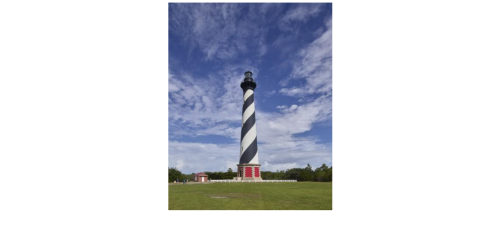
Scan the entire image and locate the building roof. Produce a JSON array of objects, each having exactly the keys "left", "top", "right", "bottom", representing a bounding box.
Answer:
[{"left": 194, "top": 173, "right": 208, "bottom": 176}]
